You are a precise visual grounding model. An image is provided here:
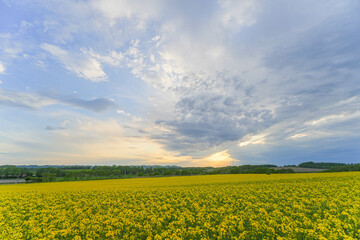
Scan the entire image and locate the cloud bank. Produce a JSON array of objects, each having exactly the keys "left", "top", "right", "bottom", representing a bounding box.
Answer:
[{"left": 1, "top": 0, "right": 359, "bottom": 165}]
